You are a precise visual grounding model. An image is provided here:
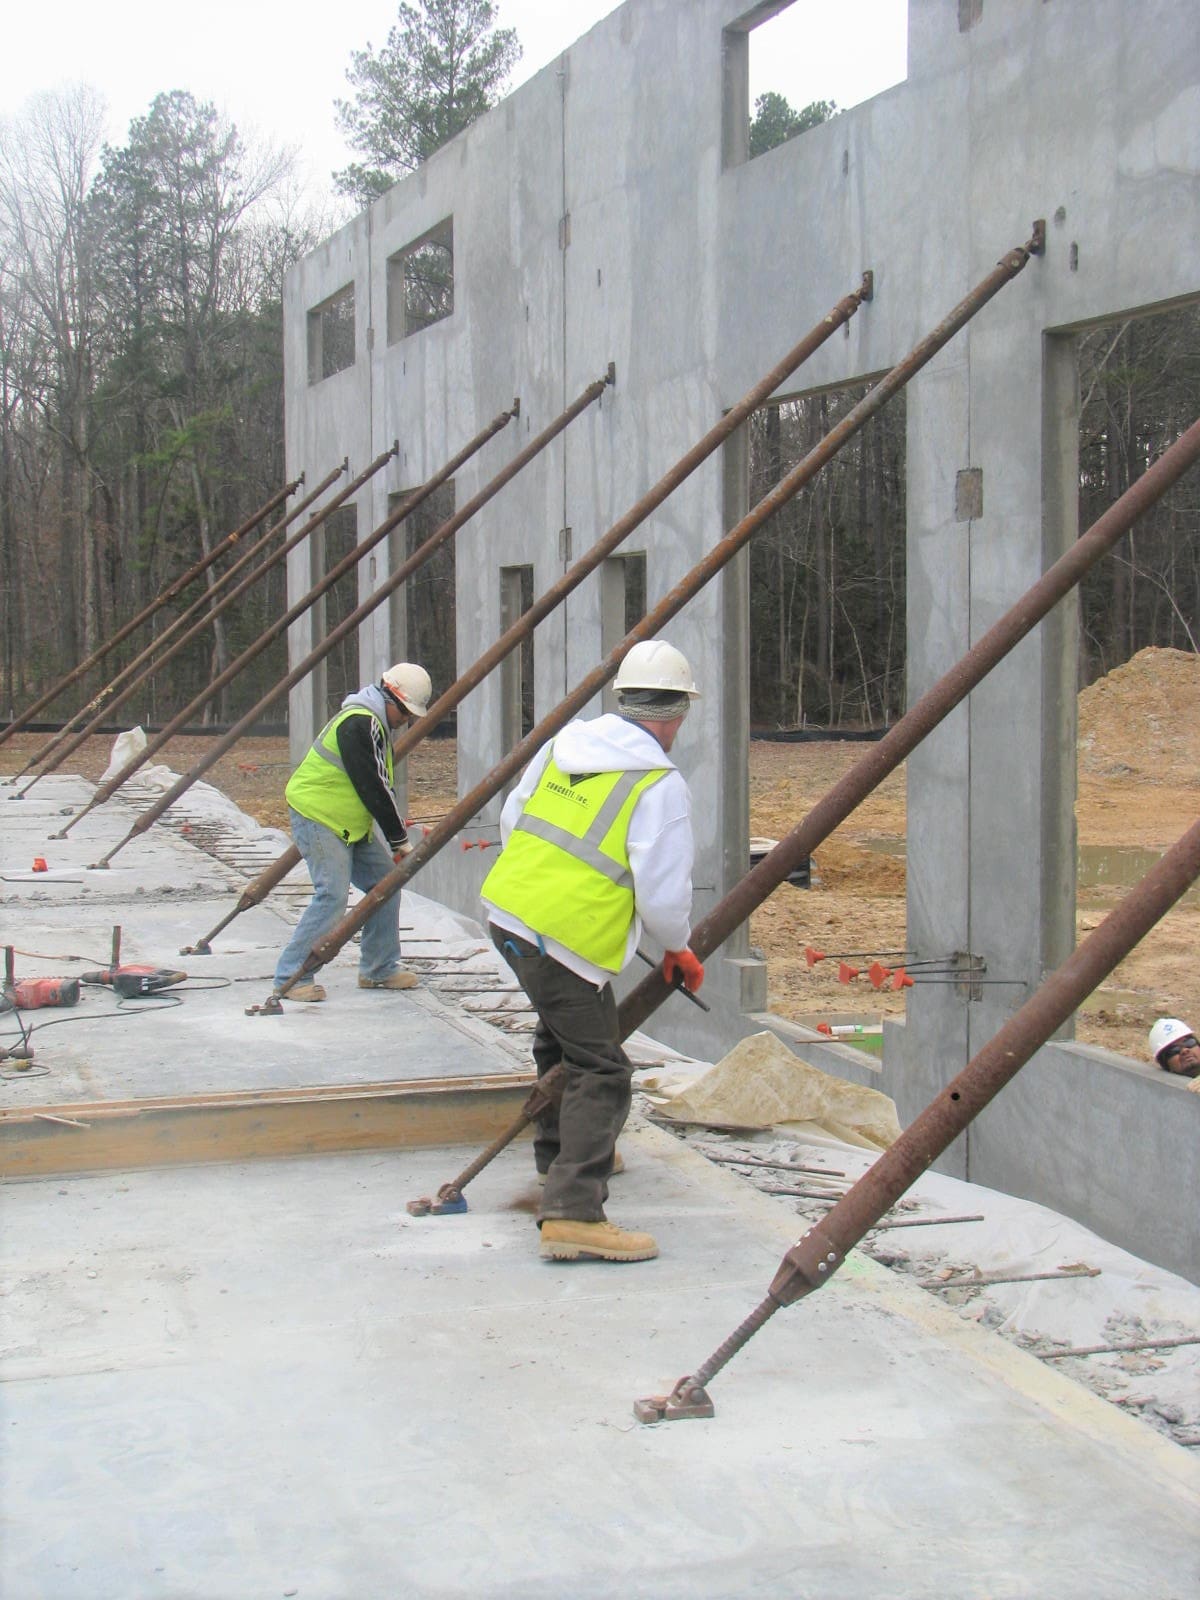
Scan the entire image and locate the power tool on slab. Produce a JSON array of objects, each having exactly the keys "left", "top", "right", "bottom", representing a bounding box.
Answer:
[
  {"left": 81, "top": 964, "right": 188, "bottom": 997},
  {"left": 0, "top": 976, "right": 81, "bottom": 1010}
]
